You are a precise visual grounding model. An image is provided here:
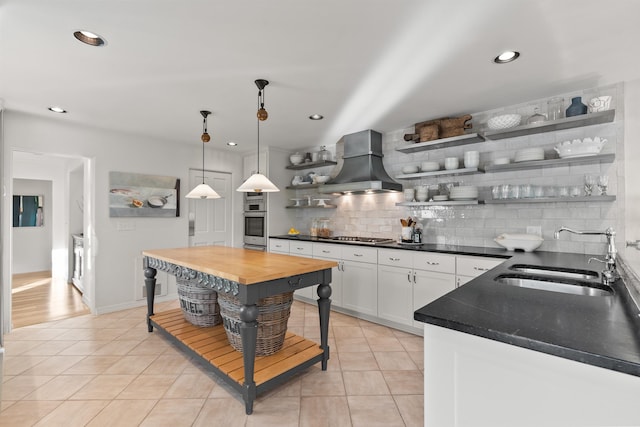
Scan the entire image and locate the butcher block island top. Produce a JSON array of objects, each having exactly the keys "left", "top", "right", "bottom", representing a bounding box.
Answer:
[
  {"left": 142, "top": 245, "right": 337, "bottom": 415},
  {"left": 142, "top": 245, "right": 337, "bottom": 284}
]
